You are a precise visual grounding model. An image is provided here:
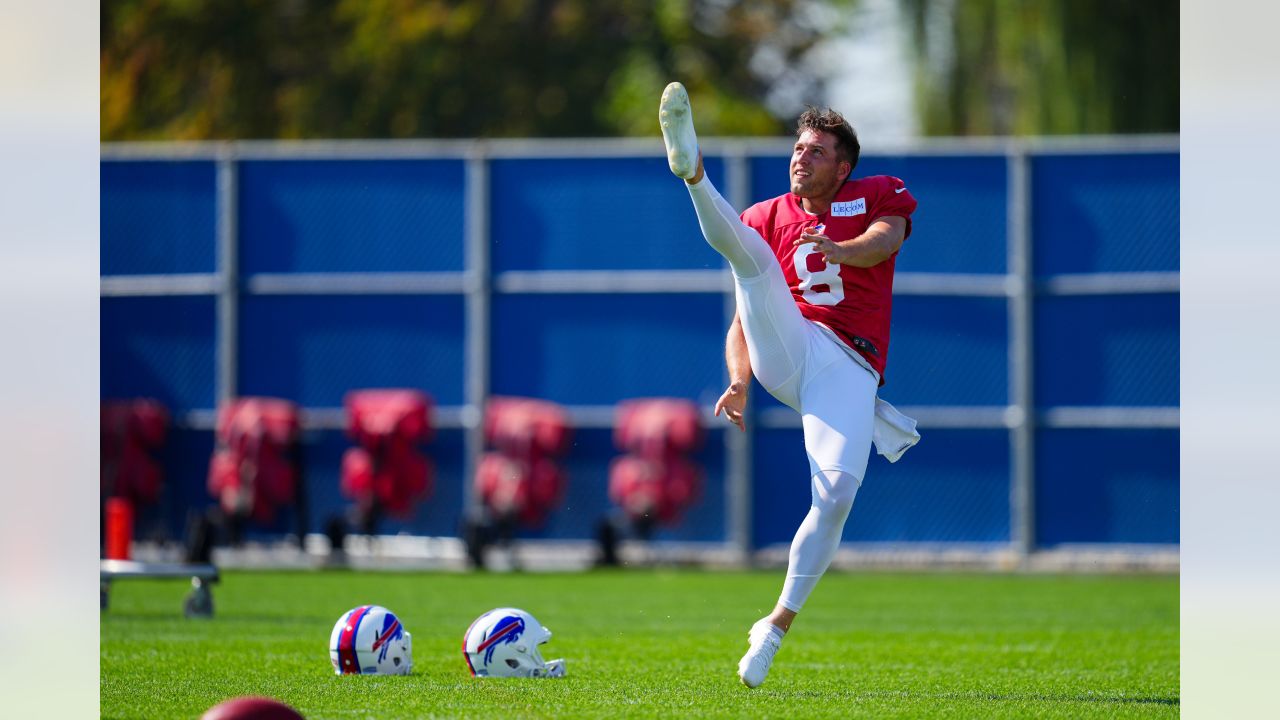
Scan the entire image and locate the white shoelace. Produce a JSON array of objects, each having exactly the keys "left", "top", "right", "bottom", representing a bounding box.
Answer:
[{"left": 743, "top": 622, "right": 782, "bottom": 667}]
